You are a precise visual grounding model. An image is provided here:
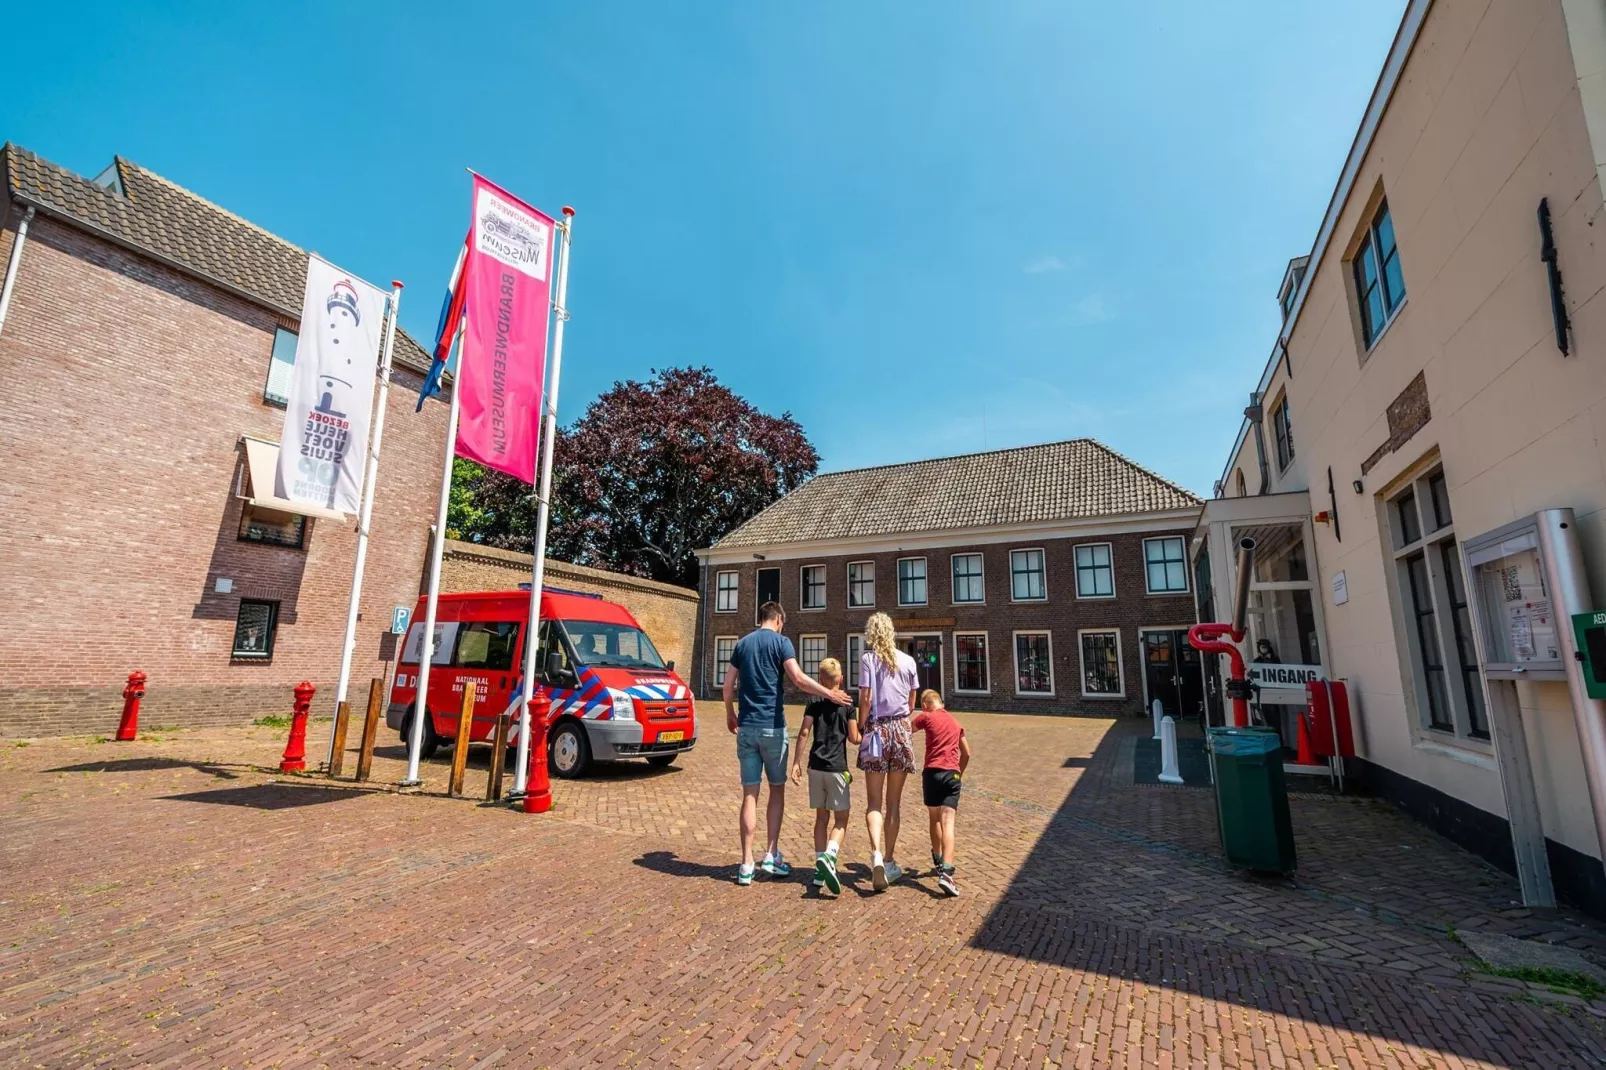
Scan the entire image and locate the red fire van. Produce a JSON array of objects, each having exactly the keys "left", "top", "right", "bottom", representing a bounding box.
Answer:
[{"left": 386, "top": 588, "right": 696, "bottom": 778}]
